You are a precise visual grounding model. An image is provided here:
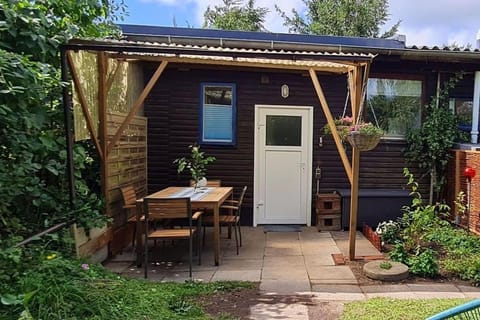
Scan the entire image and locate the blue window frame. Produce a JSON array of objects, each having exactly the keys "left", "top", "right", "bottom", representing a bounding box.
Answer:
[{"left": 200, "top": 83, "right": 236, "bottom": 145}]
